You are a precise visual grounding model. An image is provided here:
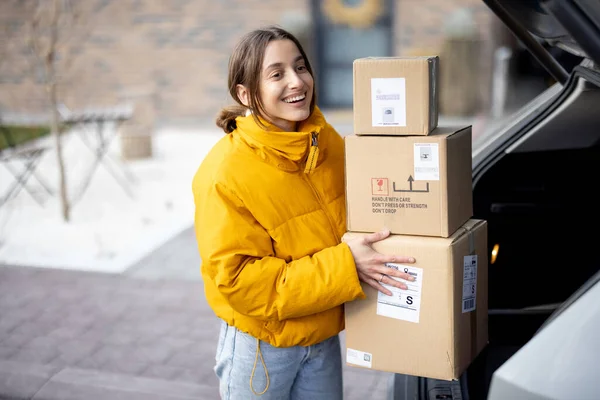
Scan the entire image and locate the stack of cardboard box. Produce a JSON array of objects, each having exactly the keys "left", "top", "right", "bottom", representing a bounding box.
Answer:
[{"left": 343, "top": 57, "right": 489, "bottom": 381}]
